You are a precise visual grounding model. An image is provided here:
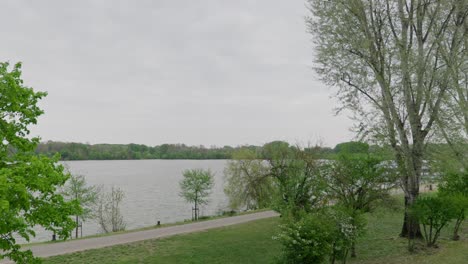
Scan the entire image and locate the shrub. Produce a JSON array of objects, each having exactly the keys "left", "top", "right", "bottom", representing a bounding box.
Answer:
[
  {"left": 412, "top": 196, "right": 456, "bottom": 247},
  {"left": 438, "top": 171, "right": 468, "bottom": 240},
  {"left": 275, "top": 208, "right": 362, "bottom": 264},
  {"left": 276, "top": 213, "right": 334, "bottom": 264},
  {"left": 444, "top": 194, "right": 468, "bottom": 240}
]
